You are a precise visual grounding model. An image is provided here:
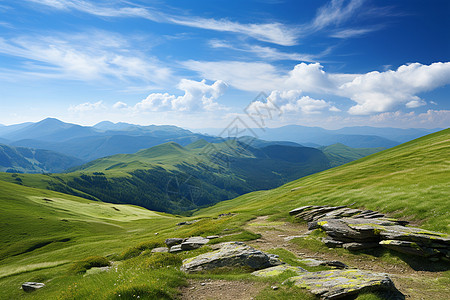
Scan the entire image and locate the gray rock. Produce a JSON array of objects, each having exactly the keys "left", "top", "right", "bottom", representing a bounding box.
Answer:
[
  {"left": 294, "top": 205, "right": 450, "bottom": 259},
  {"left": 298, "top": 258, "right": 348, "bottom": 269},
  {"left": 181, "top": 241, "right": 281, "bottom": 273},
  {"left": 289, "top": 205, "right": 319, "bottom": 216},
  {"left": 165, "top": 238, "right": 184, "bottom": 247},
  {"left": 252, "top": 264, "right": 306, "bottom": 277},
  {"left": 22, "top": 282, "right": 45, "bottom": 292},
  {"left": 379, "top": 240, "right": 436, "bottom": 257},
  {"left": 151, "top": 247, "right": 169, "bottom": 253},
  {"left": 322, "top": 238, "right": 343, "bottom": 248},
  {"left": 343, "top": 242, "right": 380, "bottom": 251},
  {"left": 206, "top": 235, "right": 220, "bottom": 239},
  {"left": 287, "top": 269, "right": 397, "bottom": 299},
  {"left": 181, "top": 236, "right": 210, "bottom": 250},
  {"left": 169, "top": 244, "right": 183, "bottom": 253}
]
